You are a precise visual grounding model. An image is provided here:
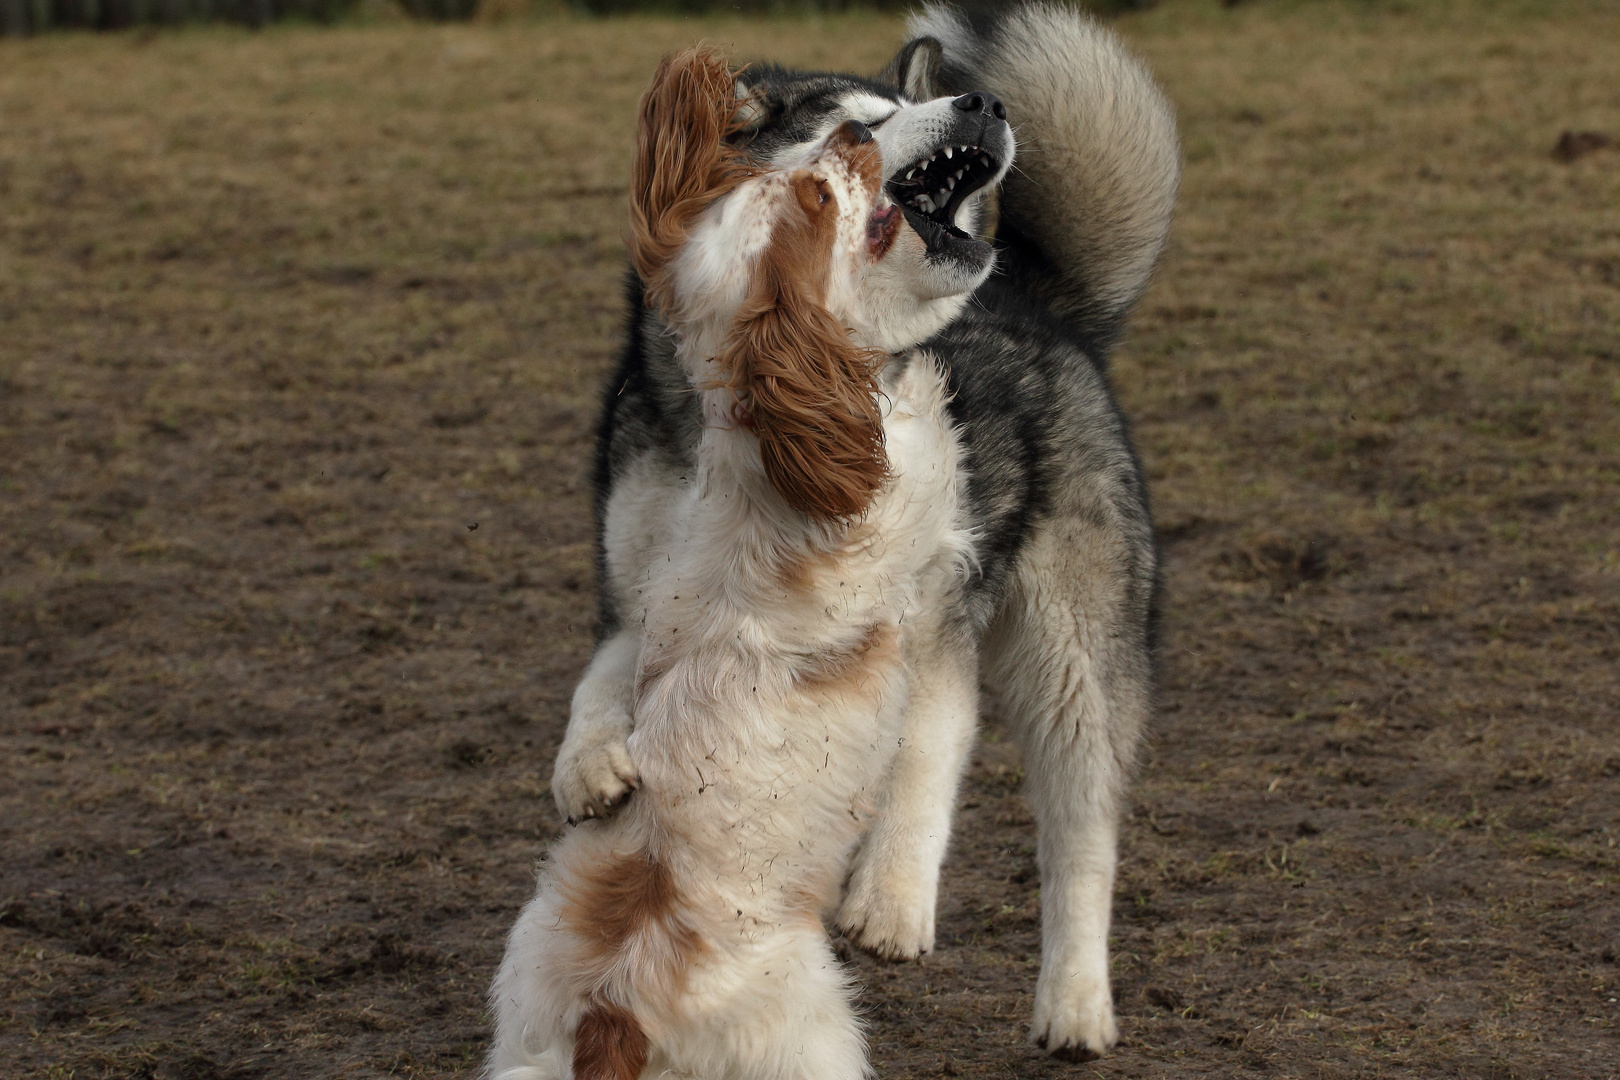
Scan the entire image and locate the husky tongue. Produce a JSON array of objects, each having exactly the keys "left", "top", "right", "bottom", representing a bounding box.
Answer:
[{"left": 901, "top": 205, "right": 987, "bottom": 261}]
